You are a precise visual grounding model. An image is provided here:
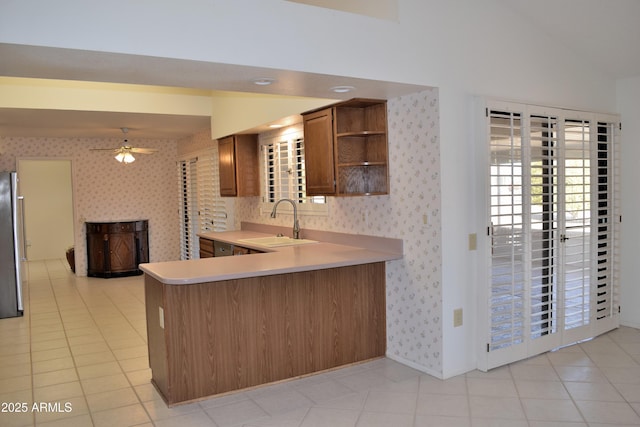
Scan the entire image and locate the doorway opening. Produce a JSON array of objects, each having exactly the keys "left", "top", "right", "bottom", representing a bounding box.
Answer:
[{"left": 16, "top": 159, "right": 75, "bottom": 264}]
